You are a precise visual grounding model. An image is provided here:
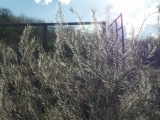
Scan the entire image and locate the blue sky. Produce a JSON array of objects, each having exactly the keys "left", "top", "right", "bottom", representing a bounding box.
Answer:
[
  {"left": 0, "top": 0, "right": 109, "bottom": 22},
  {"left": 0, "top": 0, "right": 160, "bottom": 38}
]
